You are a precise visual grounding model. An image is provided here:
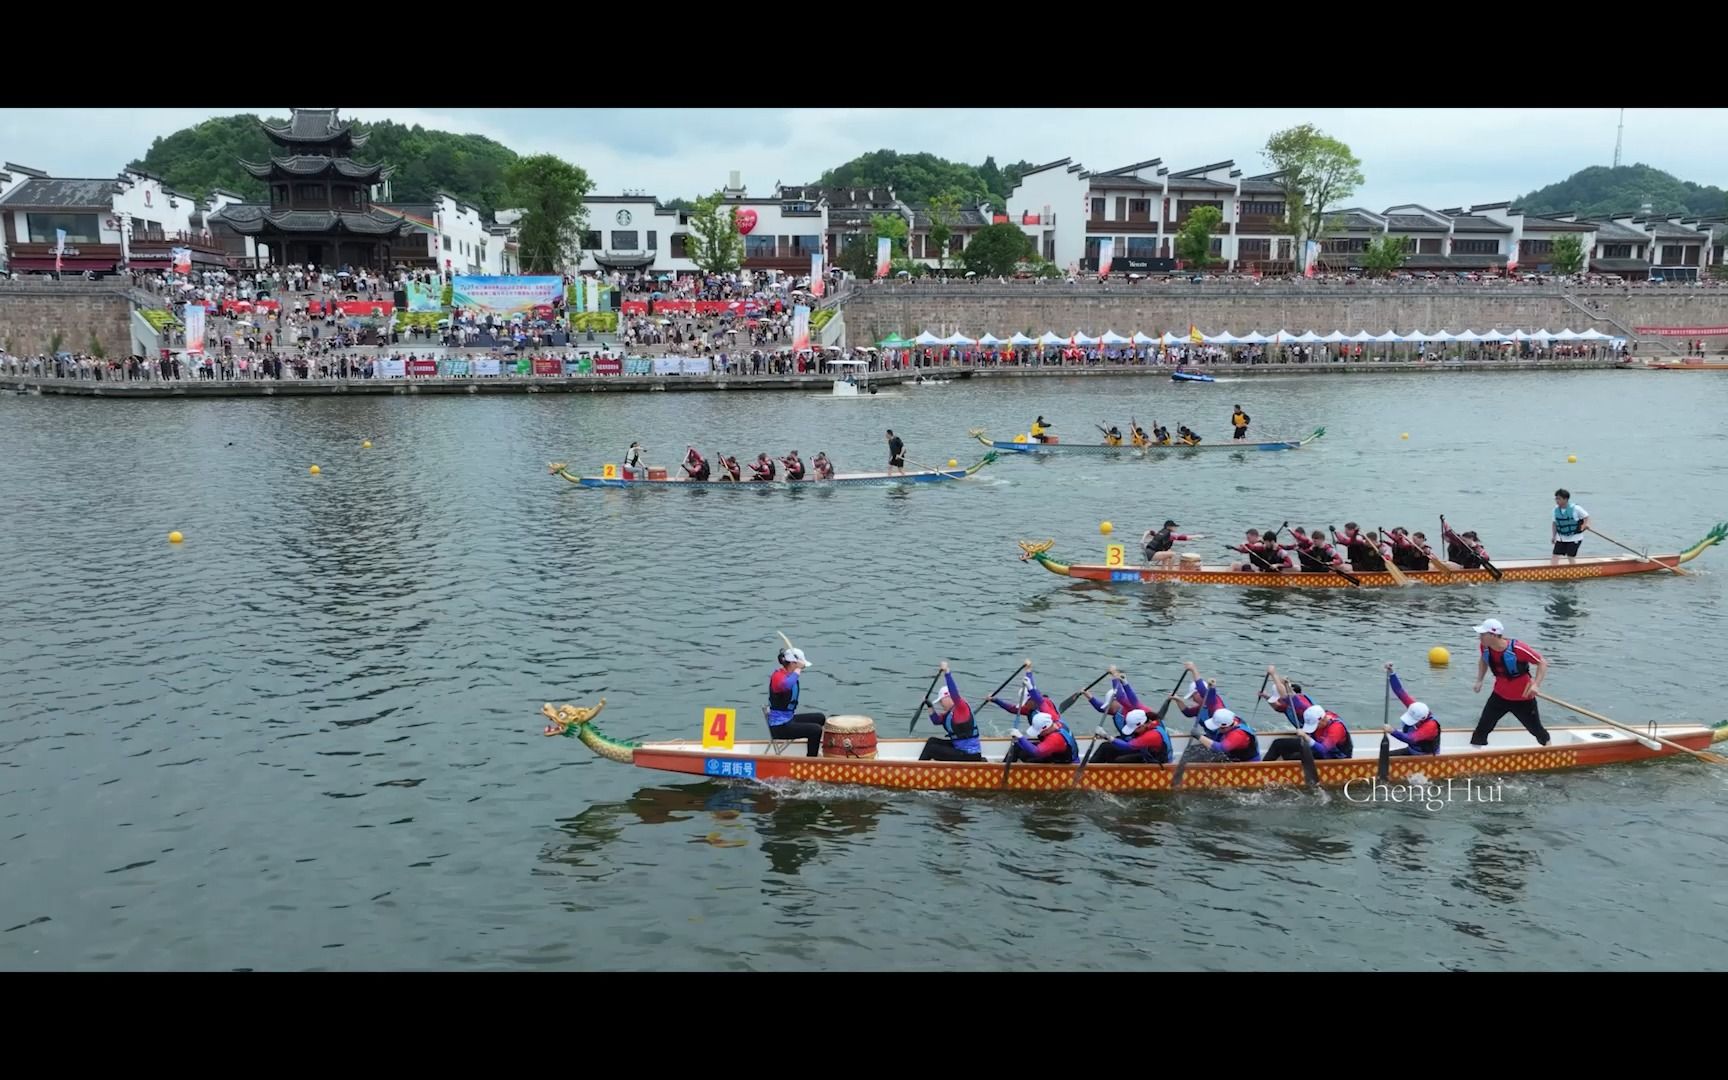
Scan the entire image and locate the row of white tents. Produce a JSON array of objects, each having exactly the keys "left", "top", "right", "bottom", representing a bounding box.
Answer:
[{"left": 906, "top": 328, "right": 1623, "bottom": 347}]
